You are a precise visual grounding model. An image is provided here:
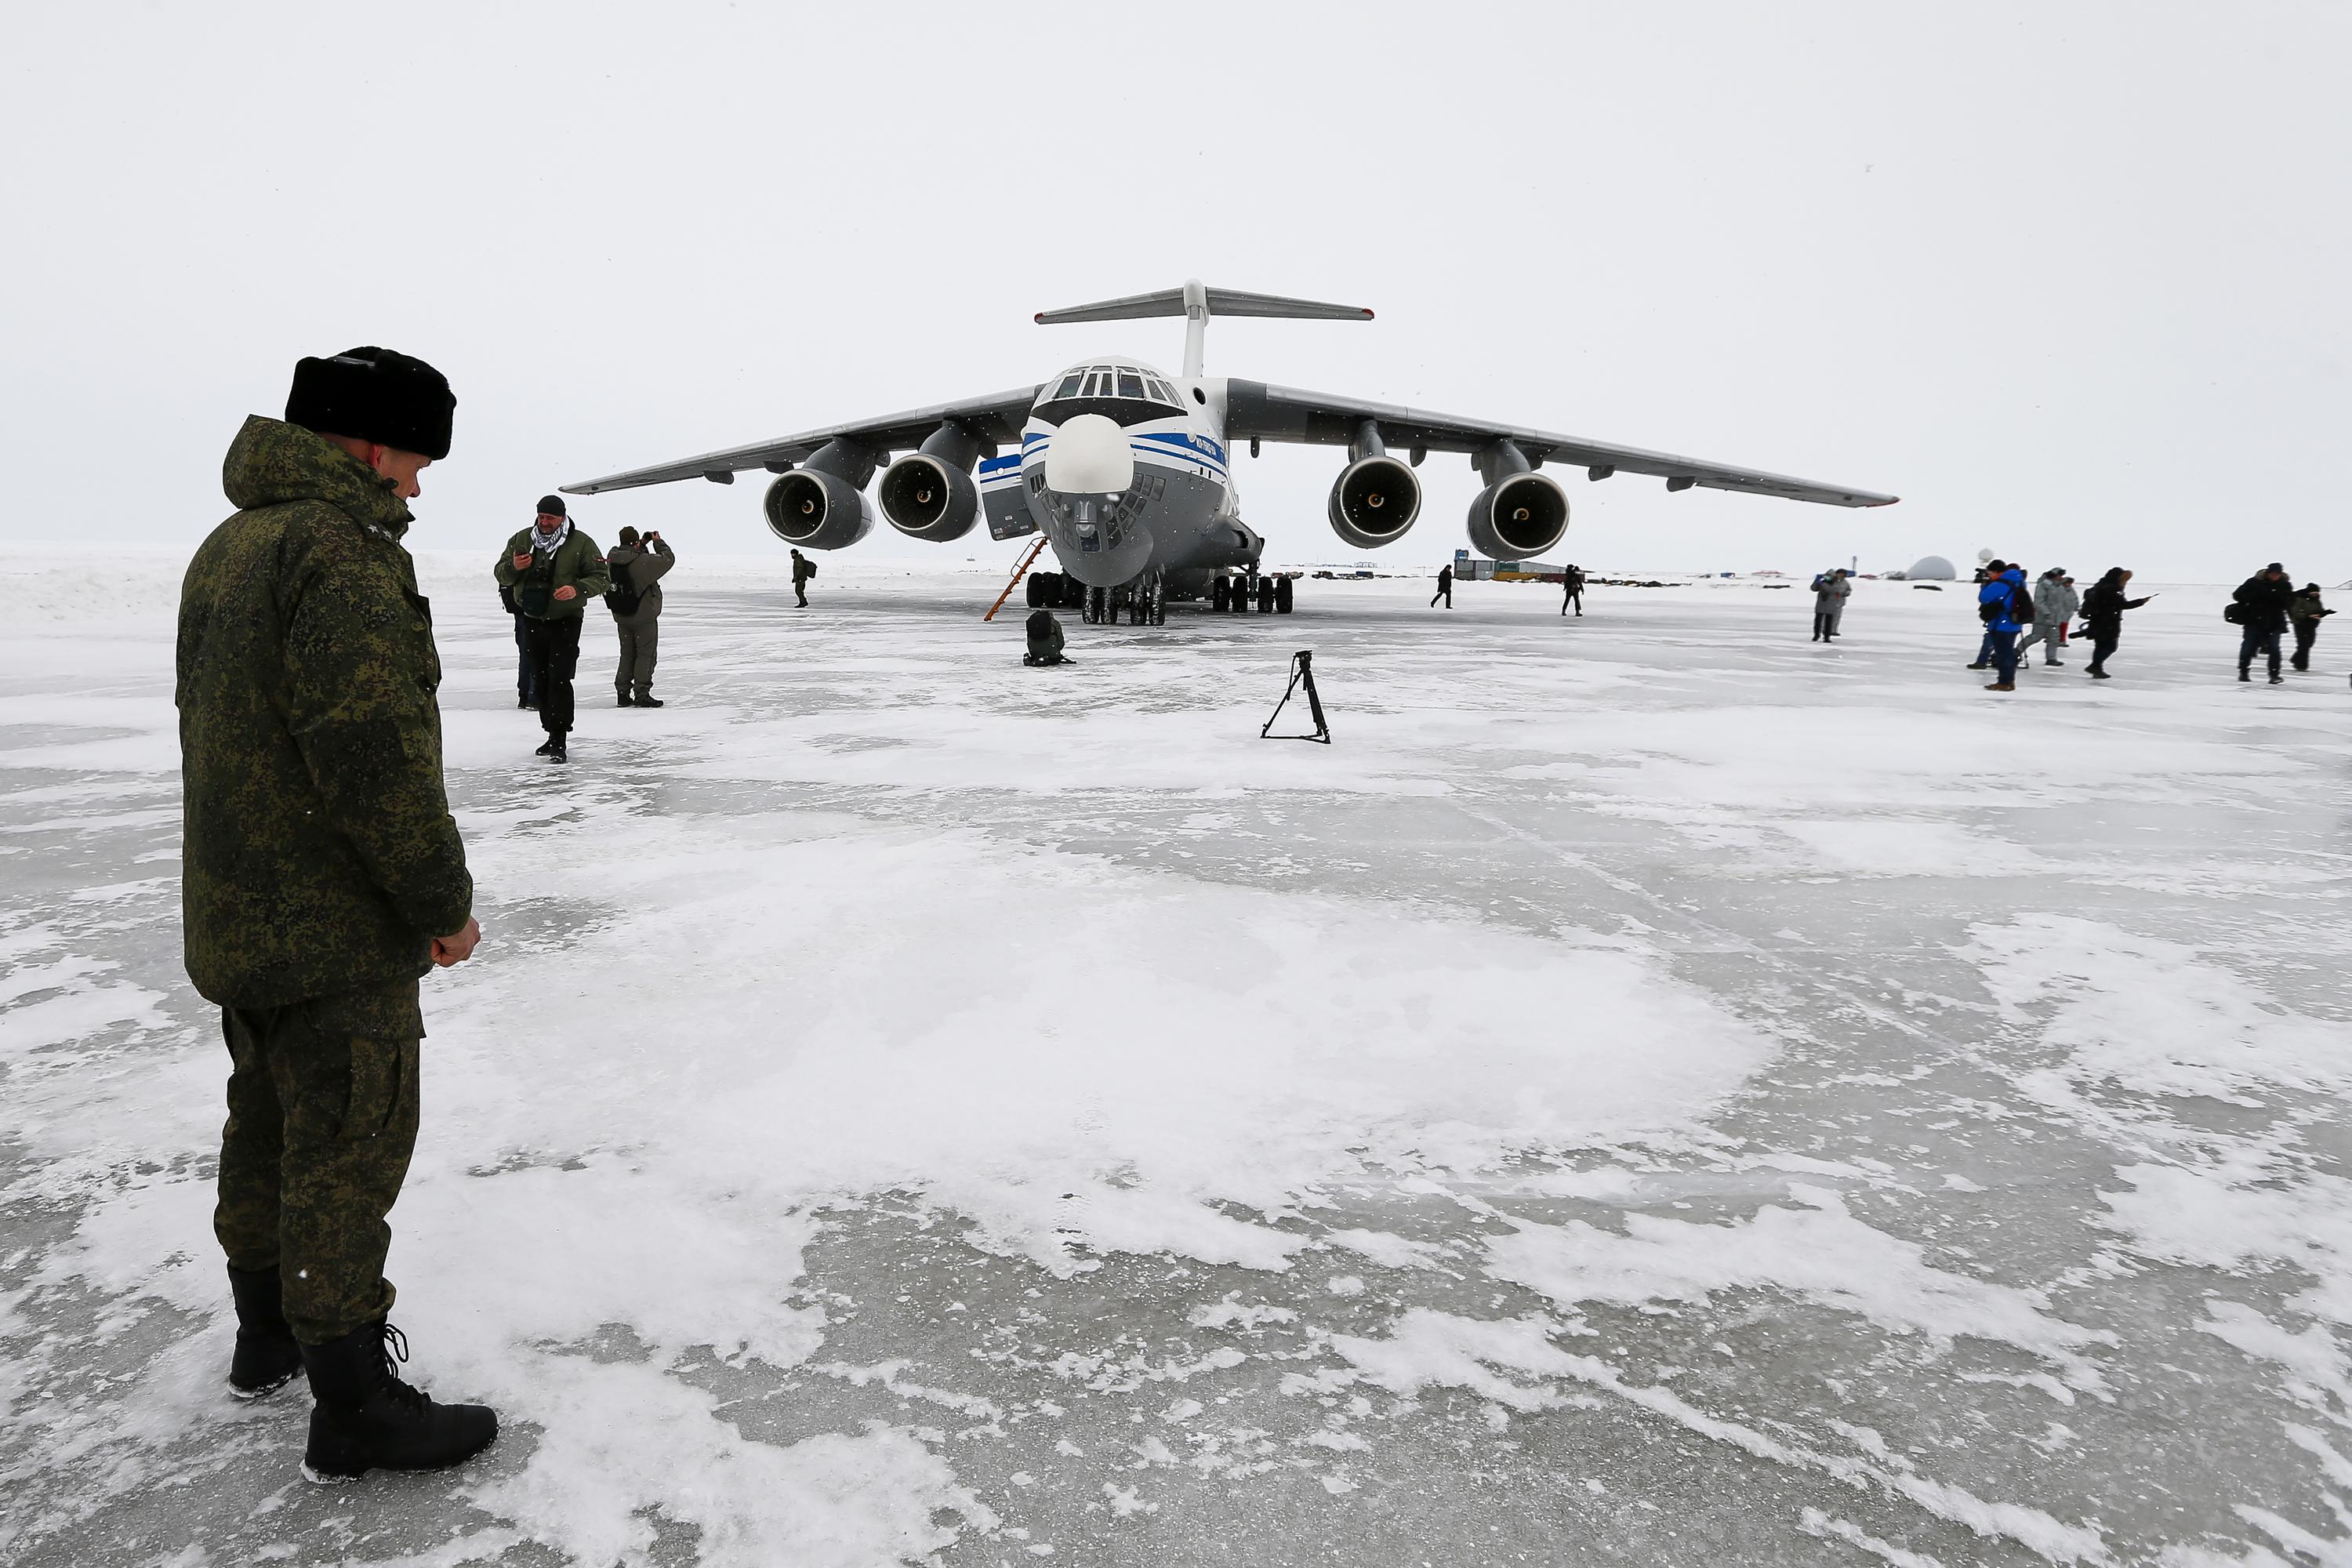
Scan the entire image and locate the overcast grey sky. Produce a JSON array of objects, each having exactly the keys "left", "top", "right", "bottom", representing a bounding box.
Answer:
[{"left": 3, "top": 2, "right": 2344, "bottom": 579}]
